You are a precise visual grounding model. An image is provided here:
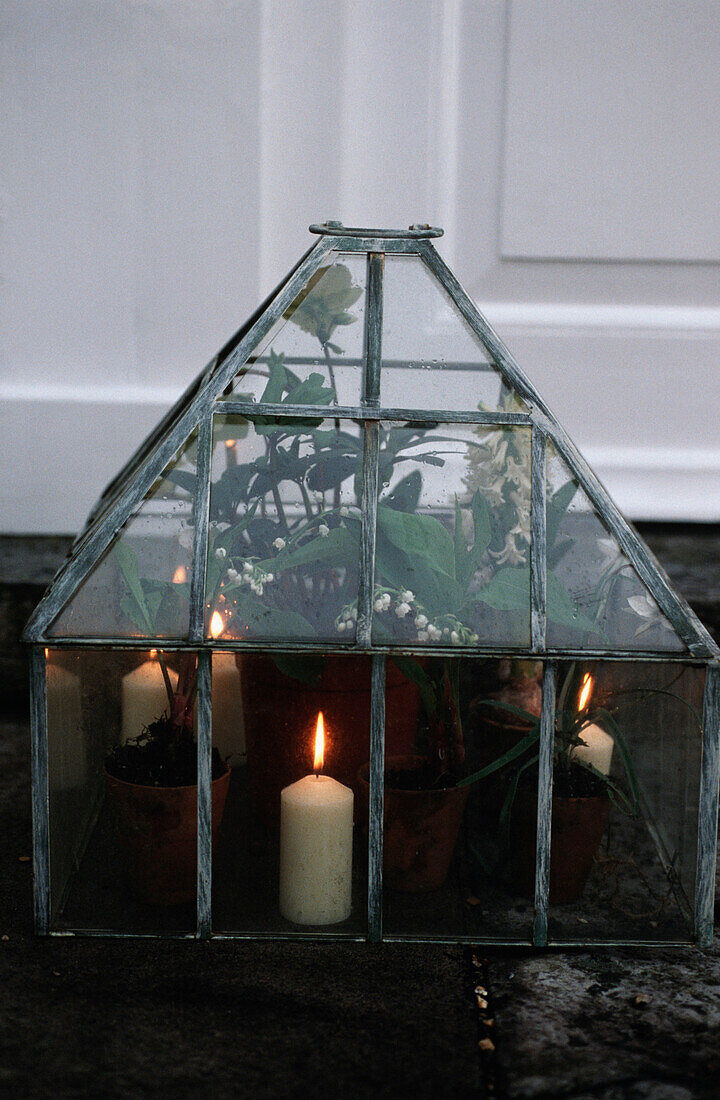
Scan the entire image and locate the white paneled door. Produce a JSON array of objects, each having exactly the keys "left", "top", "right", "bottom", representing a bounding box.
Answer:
[{"left": 2, "top": 0, "right": 719, "bottom": 530}]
